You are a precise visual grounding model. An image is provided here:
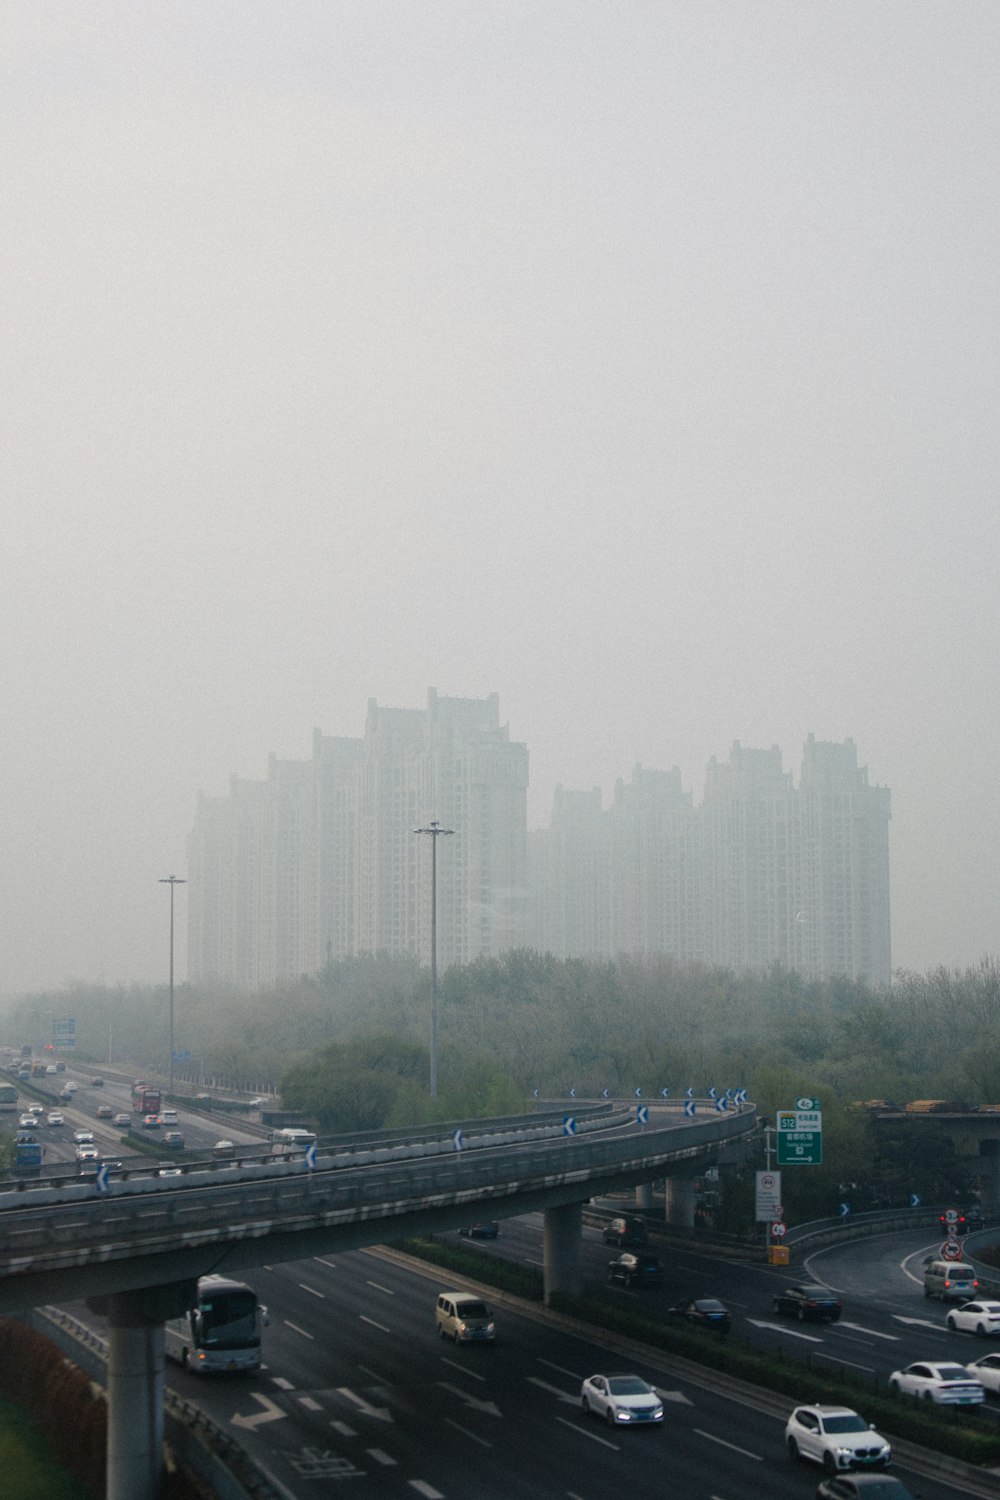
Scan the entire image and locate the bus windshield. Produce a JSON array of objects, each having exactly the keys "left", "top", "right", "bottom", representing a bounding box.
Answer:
[{"left": 197, "top": 1287, "right": 260, "bottom": 1350}]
